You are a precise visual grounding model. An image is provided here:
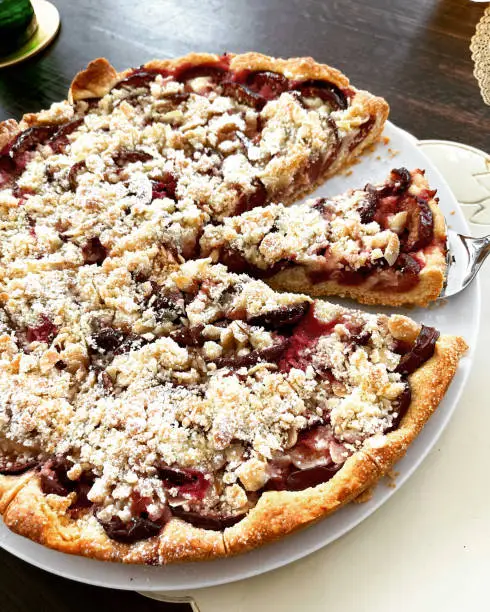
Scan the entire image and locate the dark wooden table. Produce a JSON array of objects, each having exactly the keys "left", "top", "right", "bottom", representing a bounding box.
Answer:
[{"left": 0, "top": 0, "right": 487, "bottom": 610}]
